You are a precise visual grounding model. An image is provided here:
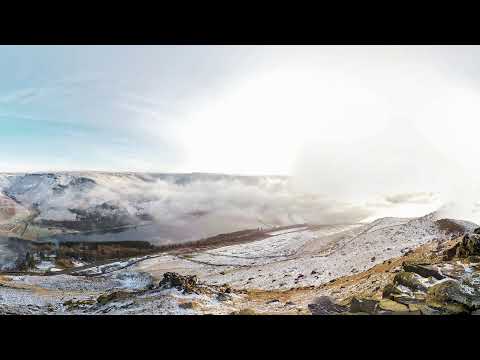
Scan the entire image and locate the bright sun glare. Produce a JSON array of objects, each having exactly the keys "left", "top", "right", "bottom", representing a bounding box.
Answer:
[{"left": 181, "top": 64, "right": 392, "bottom": 175}]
